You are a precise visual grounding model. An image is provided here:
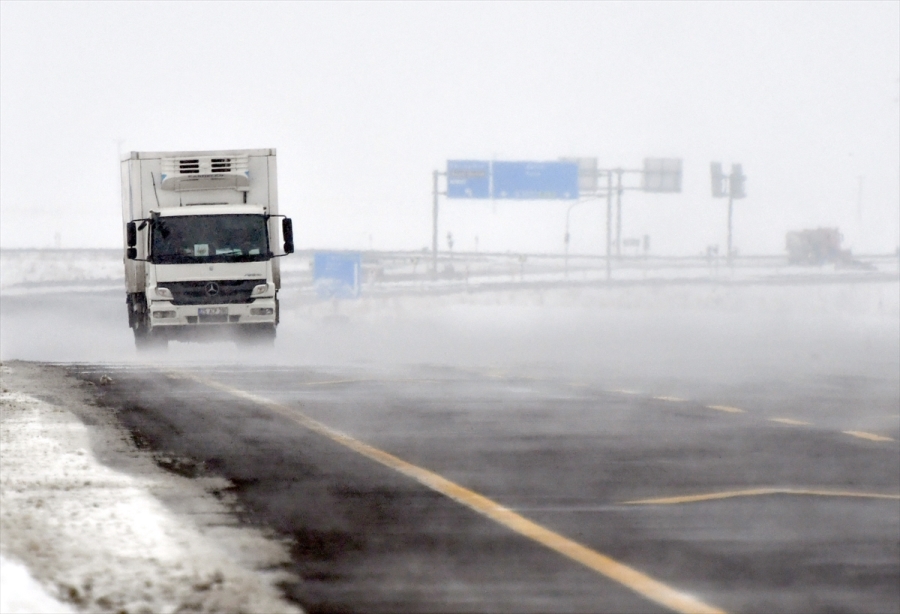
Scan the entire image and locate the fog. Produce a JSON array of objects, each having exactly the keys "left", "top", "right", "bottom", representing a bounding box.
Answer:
[
  {"left": 1, "top": 1, "right": 898, "bottom": 402},
  {"left": 1, "top": 2, "right": 898, "bottom": 255},
  {"left": 2, "top": 251, "right": 897, "bottom": 406},
  {"left": 2, "top": 9, "right": 899, "bottom": 610}
]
